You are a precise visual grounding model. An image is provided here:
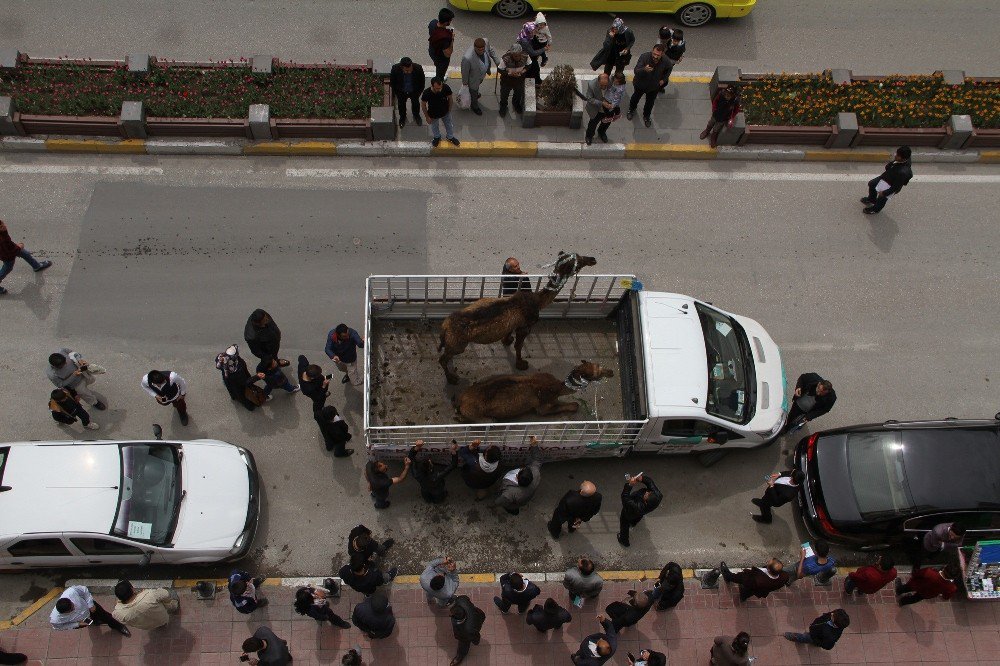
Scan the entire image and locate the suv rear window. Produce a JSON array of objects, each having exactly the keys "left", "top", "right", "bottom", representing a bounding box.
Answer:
[{"left": 847, "top": 431, "right": 915, "bottom": 519}]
